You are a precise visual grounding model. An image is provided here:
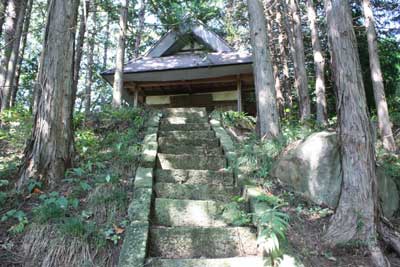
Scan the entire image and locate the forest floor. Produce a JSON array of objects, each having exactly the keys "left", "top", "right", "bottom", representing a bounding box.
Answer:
[
  {"left": 0, "top": 107, "right": 399, "bottom": 266},
  {"left": 0, "top": 107, "right": 149, "bottom": 266}
]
